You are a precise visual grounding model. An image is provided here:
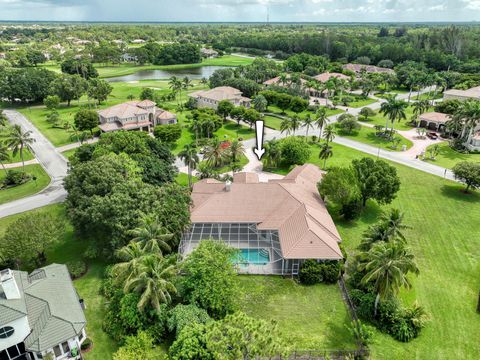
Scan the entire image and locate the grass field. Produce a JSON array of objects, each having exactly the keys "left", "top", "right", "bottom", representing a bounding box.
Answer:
[
  {"left": 175, "top": 172, "right": 198, "bottom": 187},
  {"left": 4, "top": 148, "right": 34, "bottom": 164},
  {"left": 266, "top": 141, "right": 480, "bottom": 359},
  {"left": 423, "top": 141, "right": 480, "bottom": 169},
  {"left": 0, "top": 164, "right": 50, "bottom": 204},
  {"left": 337, "top": 125, "right": 413, "bottom": 152},
  {"left": 361, "top": 105, "right": 419, "bottom": 132},
  {"left": 238, "top": 276, "right": 357, "bottom": 351}
]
